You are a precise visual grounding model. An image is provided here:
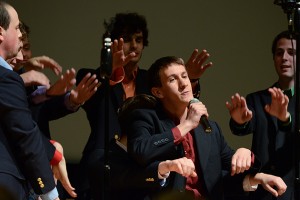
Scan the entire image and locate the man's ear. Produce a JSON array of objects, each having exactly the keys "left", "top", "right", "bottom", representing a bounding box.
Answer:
[
  {"left": 0, "top": 27, "right": 5, "bottom": 43},
  {"left": 151, "top": 87, "right": 163, "bottom": 99}
]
